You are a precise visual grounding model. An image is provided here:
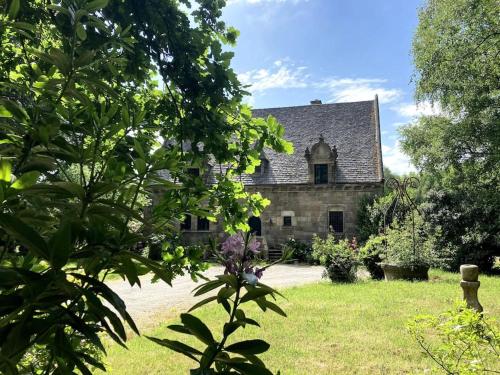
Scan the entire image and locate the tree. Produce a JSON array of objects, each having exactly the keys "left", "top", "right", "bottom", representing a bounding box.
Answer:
[
  {"left": 0, "top": 0, "right": 292, "bottom": 373},
  {"left": 400, "top": 0, "right": 500, "bottom": 270}
]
